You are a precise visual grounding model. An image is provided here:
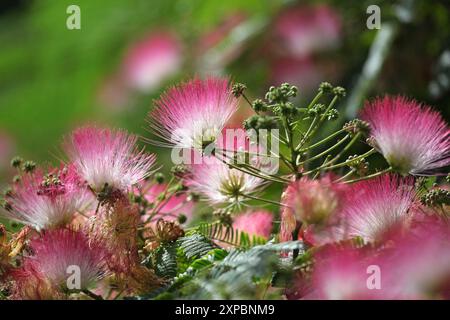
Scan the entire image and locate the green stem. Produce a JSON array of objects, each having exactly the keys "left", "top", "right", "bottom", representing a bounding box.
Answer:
[
  {"left": 334, "top": 169, "right": 356, "bottom": 182},
  {"left": 296, "top": 95, "right": 338, "bottom": 151},
  {"left": 215, "top": 151, "right": 290, "bottom": 184},
  {"left": 241, "top": 193, "right": 289, "bottom": 208},
  {"left": 307, "top": 91, "right": 323, "bottom": 110},
  {"left": 297, "top": 128, "right": 346, "bottom": 153},
  {"left": 297, "top": 134, "right": 350, "bottom": 166},
  {"left": 304, "top": 148, "right": 375, "bottom": 175},
  {"left": 344, "top": 167, "right": 392, "bottom": 184}
]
